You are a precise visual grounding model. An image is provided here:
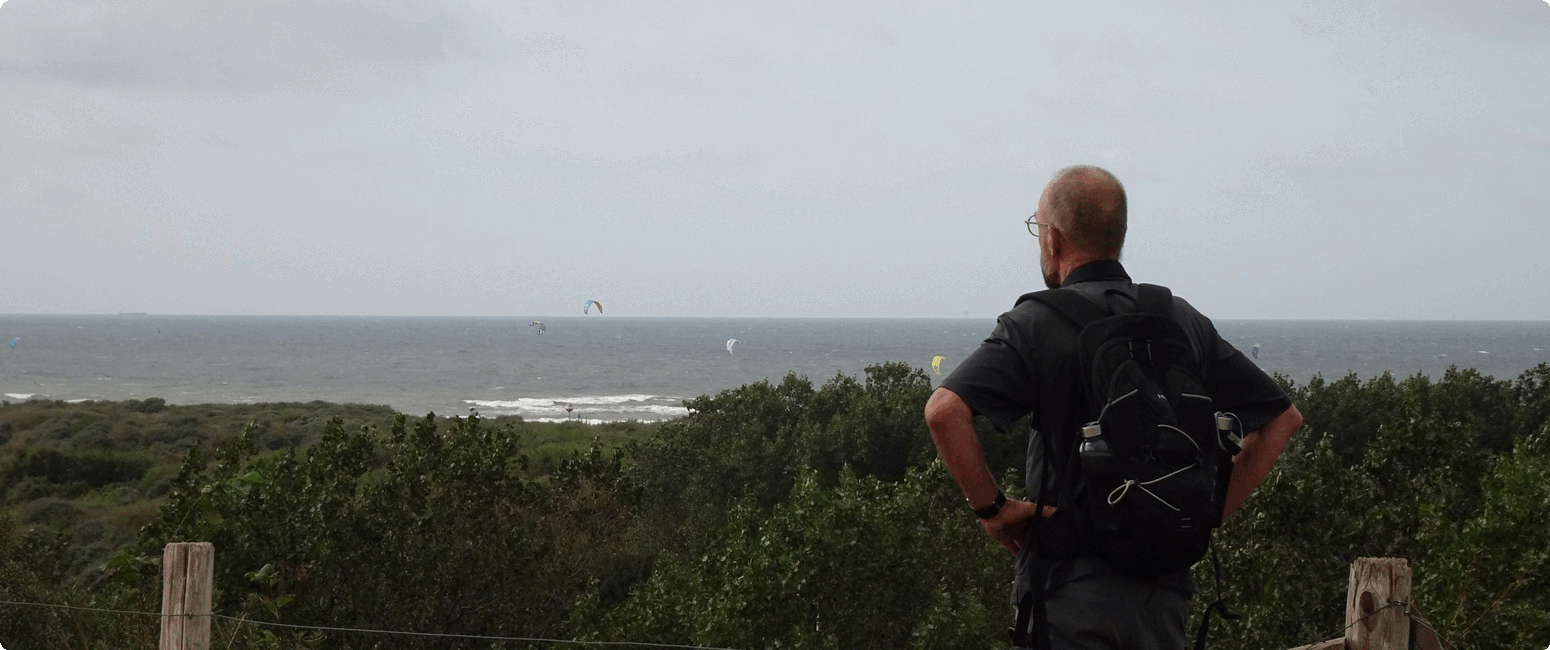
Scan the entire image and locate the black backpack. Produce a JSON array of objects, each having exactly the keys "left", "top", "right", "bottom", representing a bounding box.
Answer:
[{"left": 1024, "top": 283, "right": 1241, "bottom": 575}]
